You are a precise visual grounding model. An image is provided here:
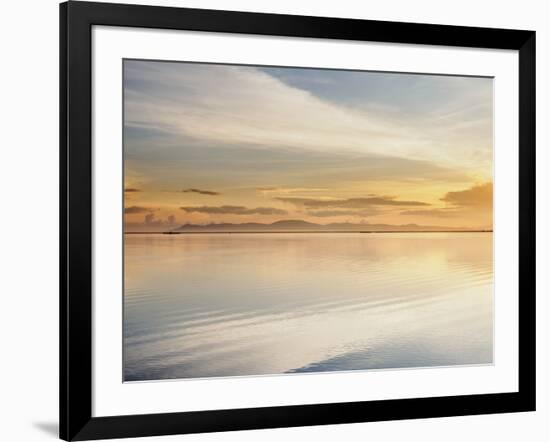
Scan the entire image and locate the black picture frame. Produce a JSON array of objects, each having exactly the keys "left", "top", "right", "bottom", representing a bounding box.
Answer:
[{"left": 60, "top": 1, "right": 536, "bottom": 440}]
